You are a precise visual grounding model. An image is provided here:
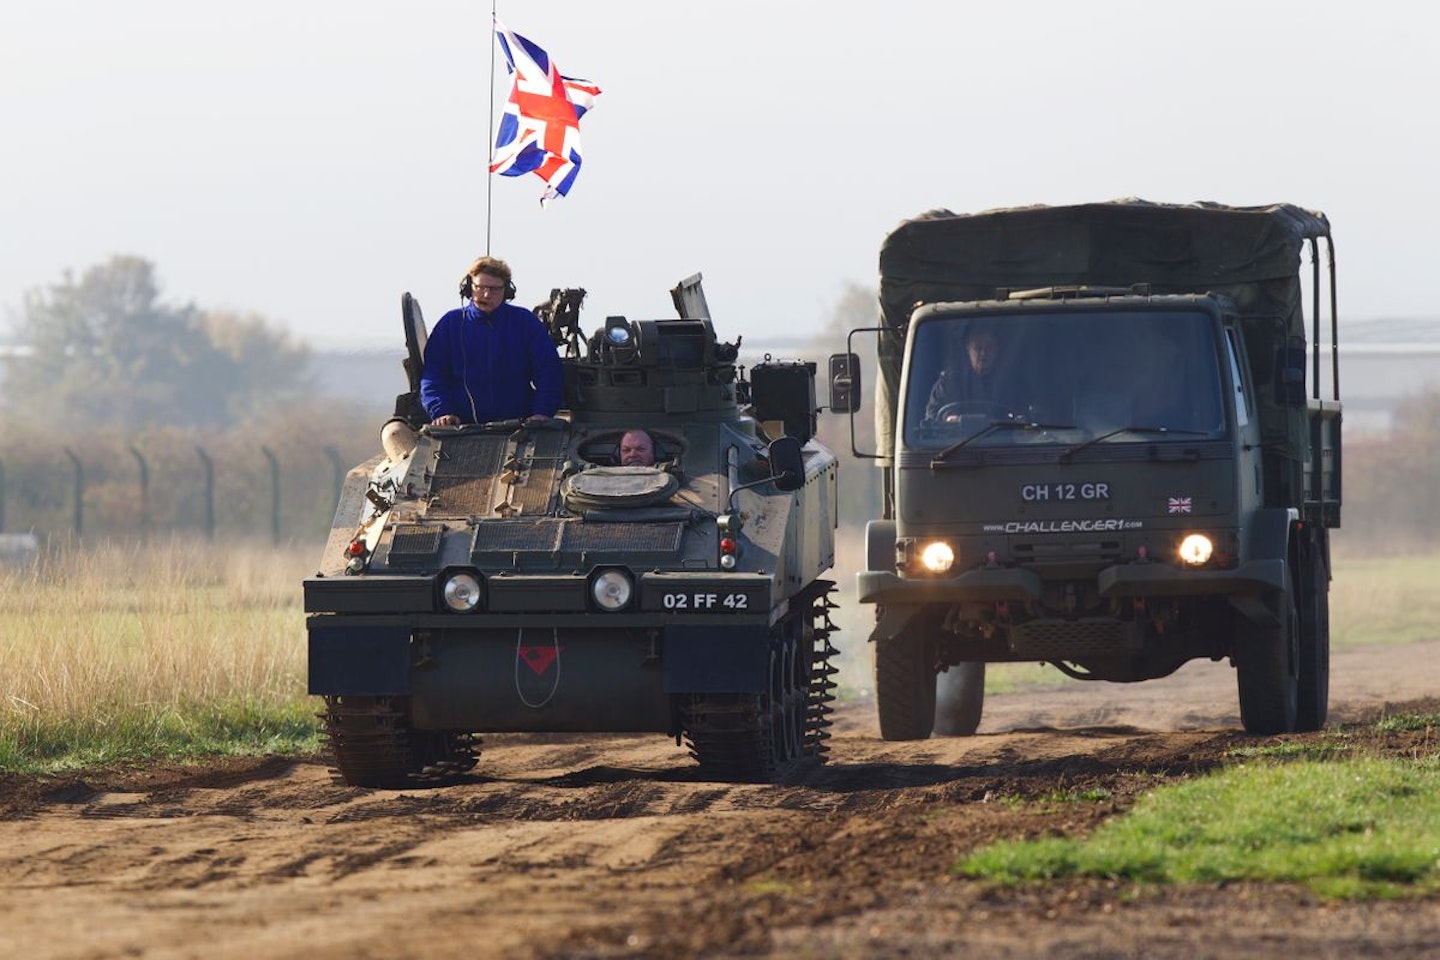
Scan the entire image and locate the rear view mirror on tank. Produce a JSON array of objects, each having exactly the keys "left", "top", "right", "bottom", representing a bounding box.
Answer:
[
  {"left": 828, "top": 353, "right": 861, "bottom": 414},
  {"left": 768, "top": 436, "right": 805, "bottom": 492}
]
